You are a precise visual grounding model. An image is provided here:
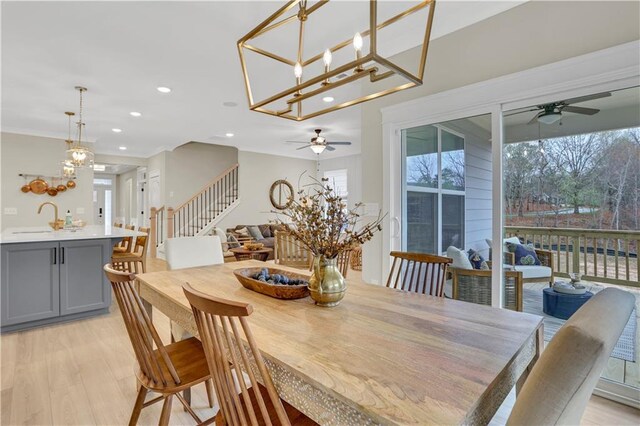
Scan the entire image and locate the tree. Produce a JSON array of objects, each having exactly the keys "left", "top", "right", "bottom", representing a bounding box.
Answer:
[{"left": 546, "top": 133, "right": 606, "bottom": 214}]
